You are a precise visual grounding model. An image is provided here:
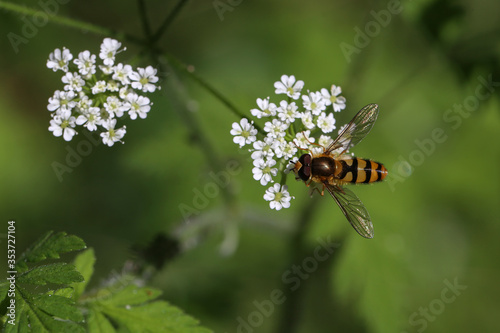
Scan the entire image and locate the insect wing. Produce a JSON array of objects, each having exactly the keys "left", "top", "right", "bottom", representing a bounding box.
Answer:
[
  {"left": 324, "top": 183, "right": 374, "bottom": 238},
  {"left": 325, "top": 104, "right": 379, "bottom": 155}
]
